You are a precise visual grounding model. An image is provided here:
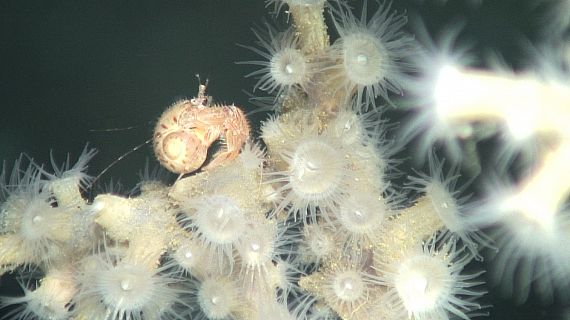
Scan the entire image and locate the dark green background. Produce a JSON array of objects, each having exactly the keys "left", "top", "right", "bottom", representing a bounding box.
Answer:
[{"left": 0, "top": 0, "right": 567, "bottom": 319}]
